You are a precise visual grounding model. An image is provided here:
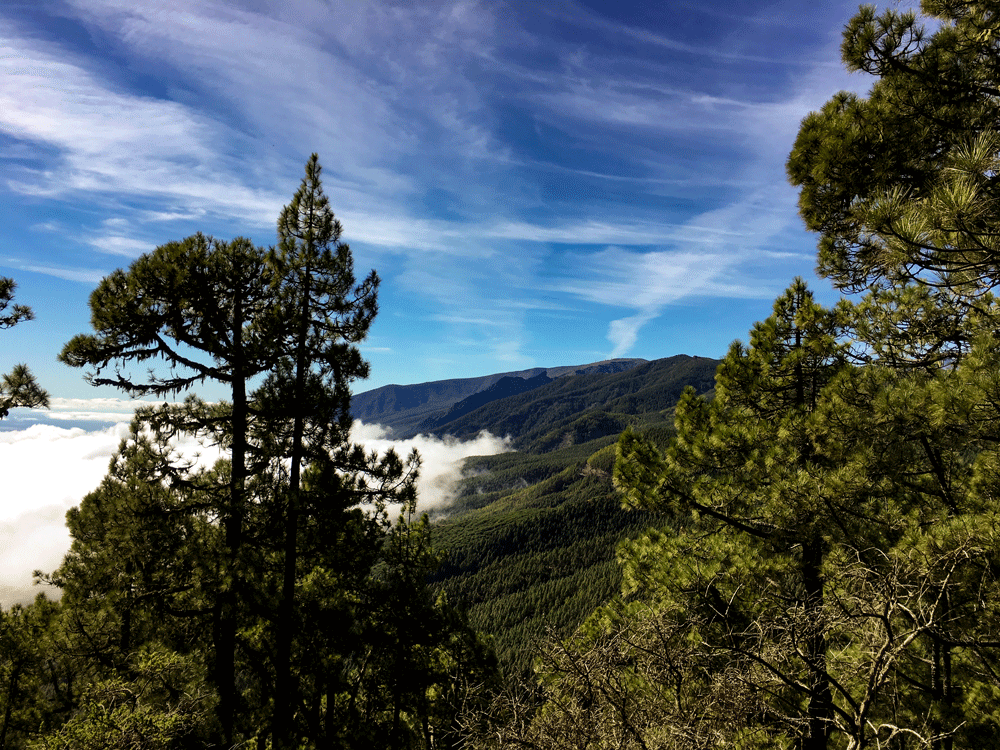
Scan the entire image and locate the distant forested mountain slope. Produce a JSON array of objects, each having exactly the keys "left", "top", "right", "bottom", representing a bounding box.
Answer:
[
  {"left": 351, "top": 358, "right": 646, "bottom": 435},
  {"left": 425, "top": 354, "right": 720, "bottom": 676},
  {"left": 418, "top": 372, "right": 553, "bottom": 432},
  {"left": 425, "top": 355, "right": 718, "bottom": 450},
  {"left": 430, "top": 438, "right": 642, "bottom": 676}
]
